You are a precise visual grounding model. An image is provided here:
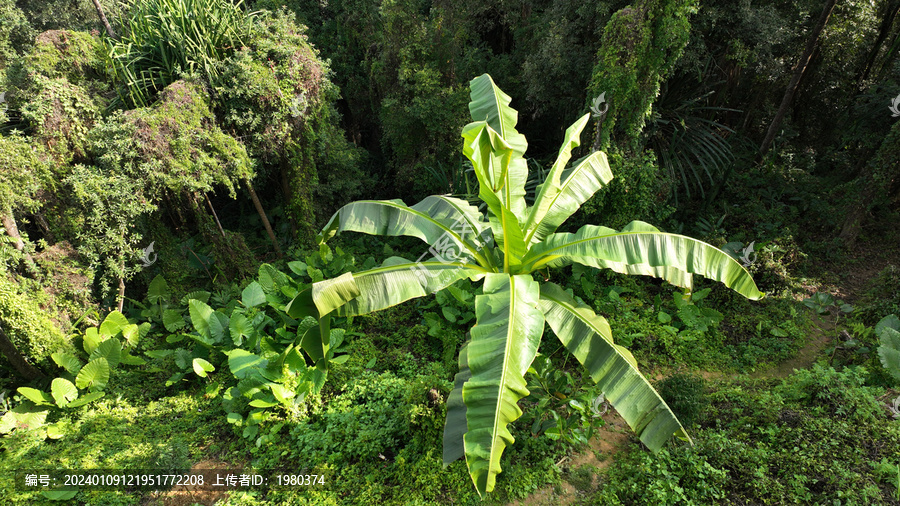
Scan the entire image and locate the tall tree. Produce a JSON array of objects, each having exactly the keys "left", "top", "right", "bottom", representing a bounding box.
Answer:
[{"left": 759, "top": 0, "right": 839, "bottom": 157}]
